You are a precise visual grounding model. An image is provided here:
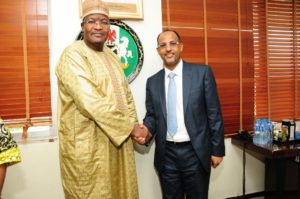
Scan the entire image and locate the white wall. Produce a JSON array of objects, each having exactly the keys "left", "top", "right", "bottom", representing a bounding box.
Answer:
[{"left": 2, "top": 0, "right": 265, "bottom": 198}]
